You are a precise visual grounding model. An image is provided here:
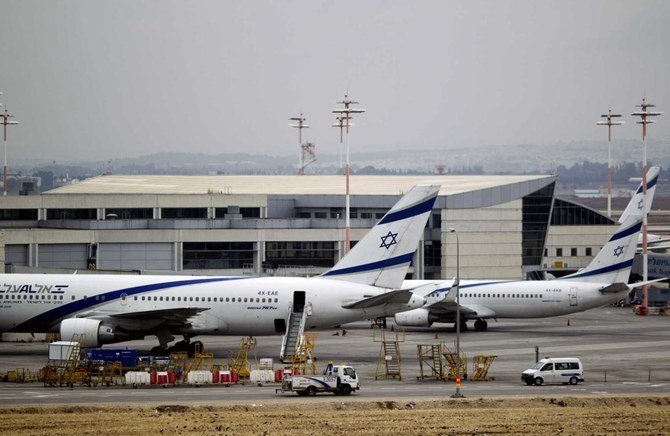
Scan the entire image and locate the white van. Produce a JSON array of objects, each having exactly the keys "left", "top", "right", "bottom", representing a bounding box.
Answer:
[{"left": 521, "top": 358, "right": 584, "bottom": 386}]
